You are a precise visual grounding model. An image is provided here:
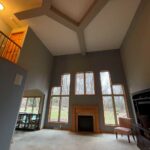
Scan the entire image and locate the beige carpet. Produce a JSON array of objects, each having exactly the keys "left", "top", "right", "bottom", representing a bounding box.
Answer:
[{"left": 10, "top": 129, "right": 139, "bottom": 150}]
